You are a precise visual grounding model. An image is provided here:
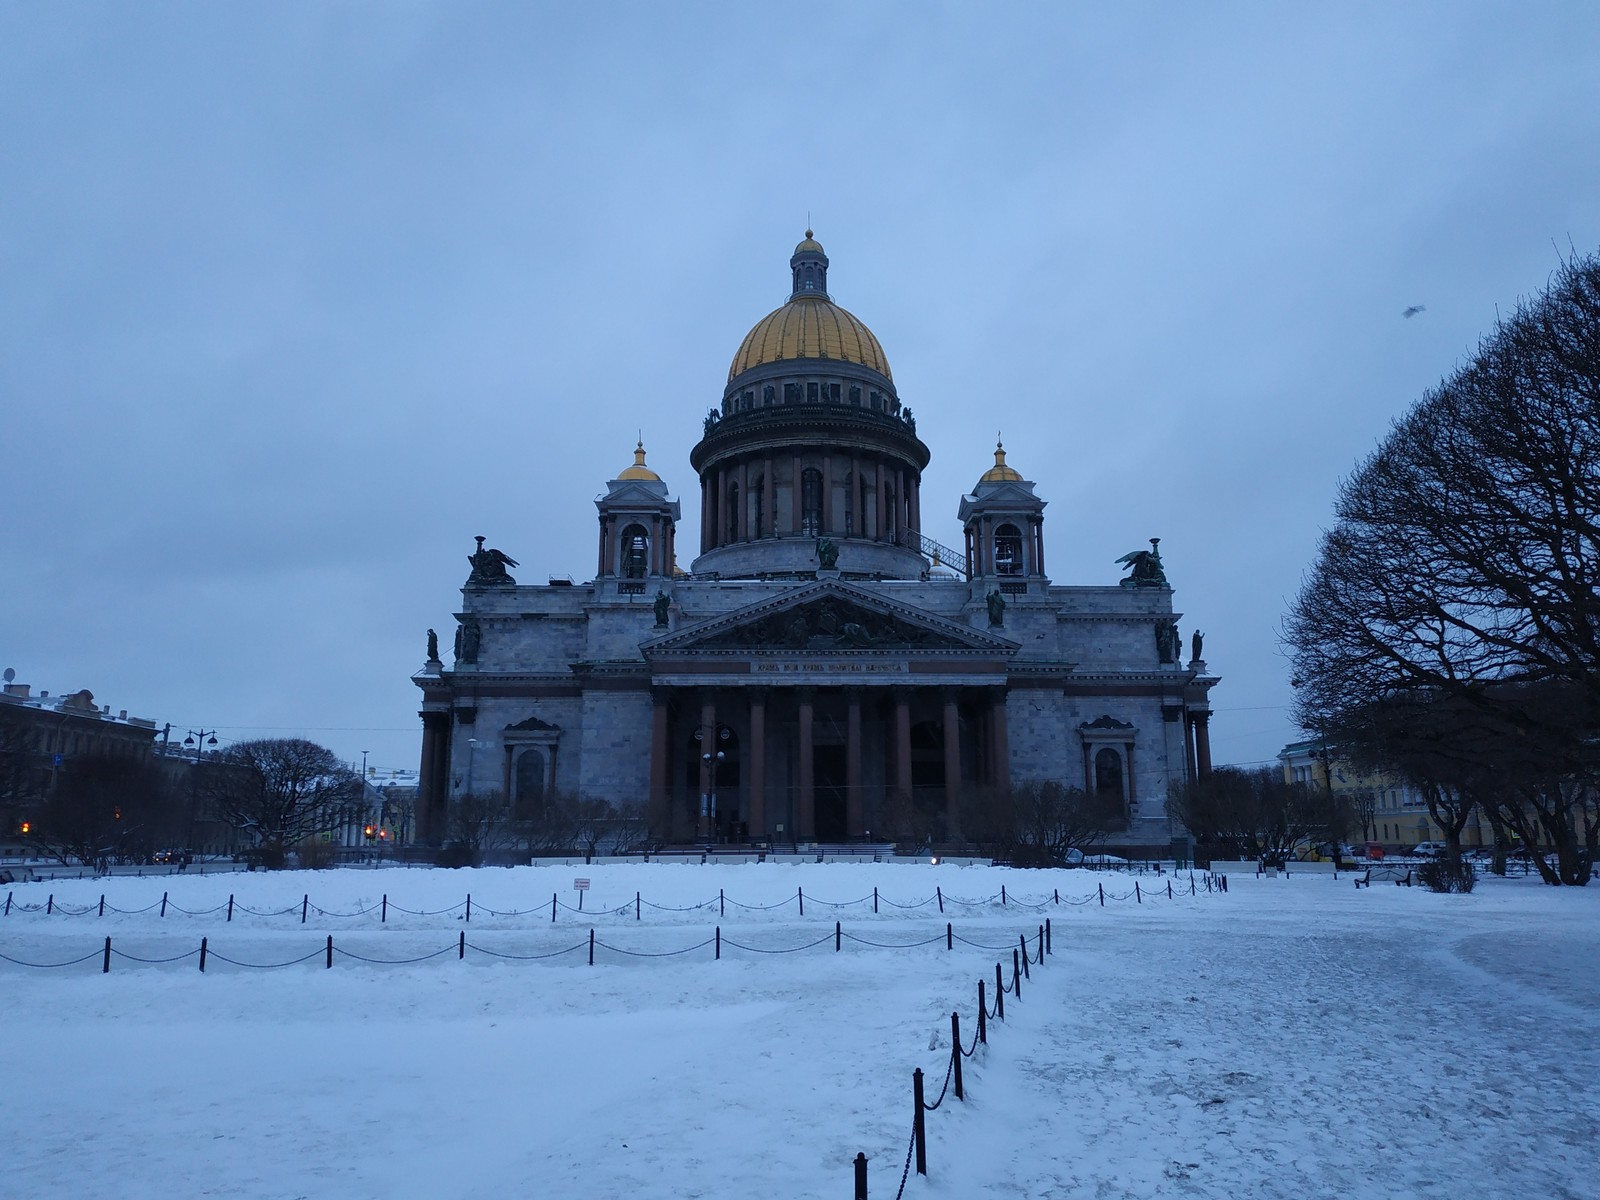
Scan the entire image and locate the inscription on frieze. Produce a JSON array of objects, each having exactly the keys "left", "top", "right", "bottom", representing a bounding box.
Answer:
[{"left": 752, "top": 661, "right": 910, "bottom": 675}]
